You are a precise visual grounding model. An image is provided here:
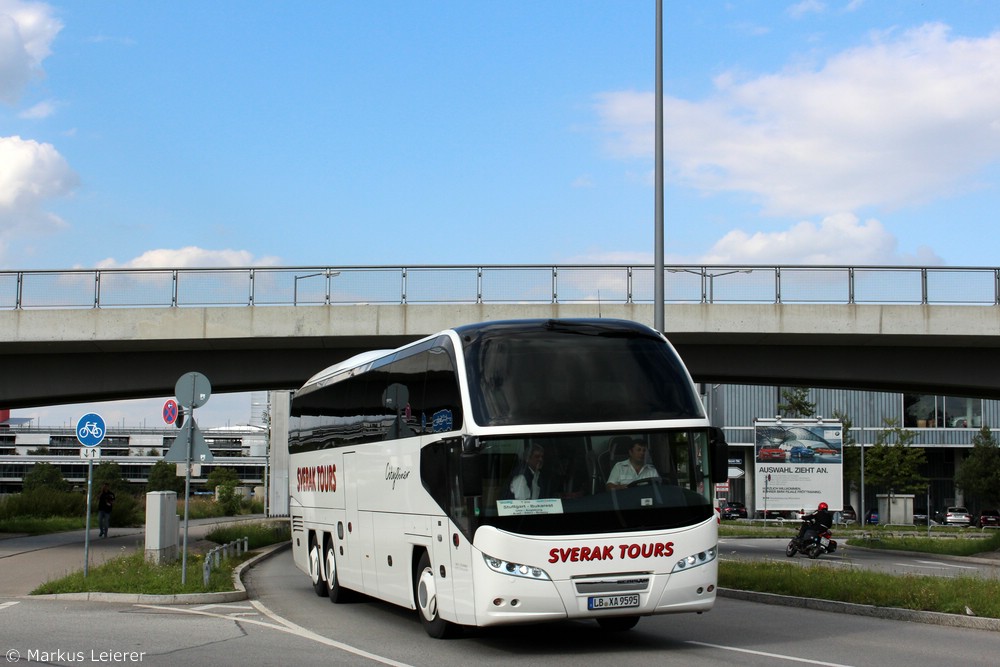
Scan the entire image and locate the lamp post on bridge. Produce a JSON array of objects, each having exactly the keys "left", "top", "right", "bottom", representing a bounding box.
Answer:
[
  {"left": 668, "top": 268, "right": 753, "bottom": 303},
  {"left": 293, "top": 270, "right": 341, "bottom": 306}
]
